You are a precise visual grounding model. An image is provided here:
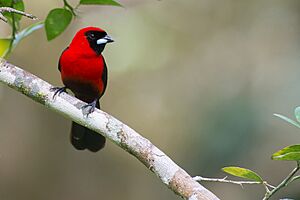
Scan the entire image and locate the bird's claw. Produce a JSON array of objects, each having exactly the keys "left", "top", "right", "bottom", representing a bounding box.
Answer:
[
  {"left": 50, "top": 86, "right": 67, "bottom": 99},
  {"left": 81, "top": 100, "right": 97, "bottom": 117}
]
